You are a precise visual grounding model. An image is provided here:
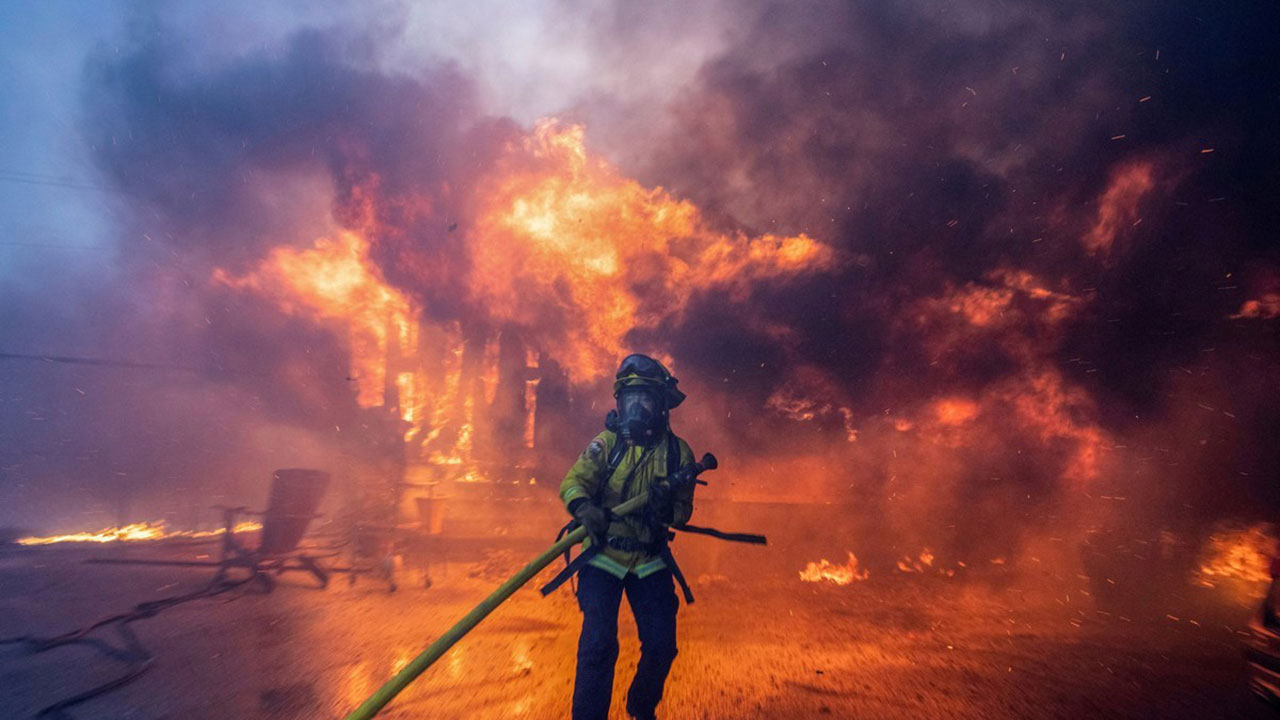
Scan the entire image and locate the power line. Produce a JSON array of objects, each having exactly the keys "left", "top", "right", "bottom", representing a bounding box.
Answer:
[
  {"left": 0, "top": 351, "right": 209, "bottom": 374},
  {"left": 0, "top": 241, "right": 110, "bottom": 251},
  {"left": 0, "top": 351, "right": 349, "bottom": 382},
  {"left": 0, "top": 169, "right": 121, "bottom": 193}
]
